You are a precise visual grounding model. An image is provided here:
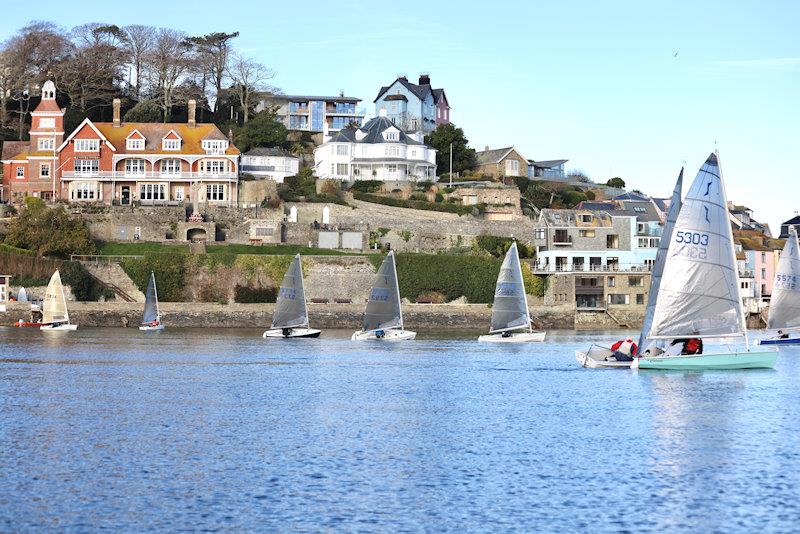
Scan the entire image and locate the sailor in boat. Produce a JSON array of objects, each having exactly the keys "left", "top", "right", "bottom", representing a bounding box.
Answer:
[
  {"left": 281, "top": 327, "right": 293, "bottom": 337},
  {"left": 606, "top": 338, "right": 638, "bottom": 362},
  {"left": 777, "top": 330, "right": 790, "bottom": 339},
  {"left": 375, "top": 329, "right": 386, "bottom": 339},
  {"left": 664, "top": 338, "right": 703, "bottom": 356}
]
